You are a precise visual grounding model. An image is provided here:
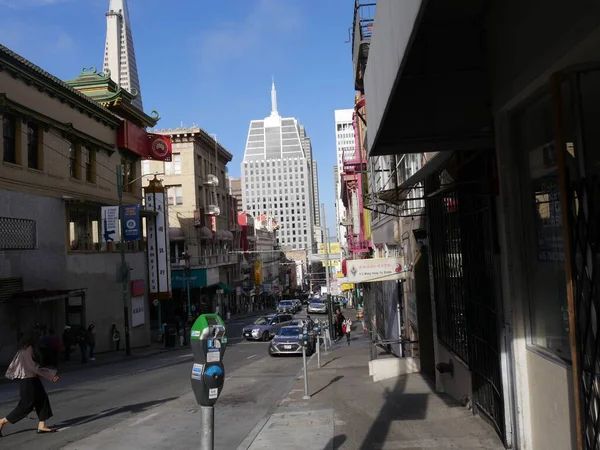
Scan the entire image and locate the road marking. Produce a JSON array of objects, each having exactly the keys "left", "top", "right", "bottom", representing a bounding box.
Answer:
[
  {"left": 57, "top": 406, "right": 121, "bottom": 432},
  {"left": 247, "top": 354, "right": 257, "bottom": 359},
  {"left": 129, "top": 412, "right": 159, "bottom": 427},
  {"left": 178, "top": 354, "right": 193, "bottom": 358}
]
